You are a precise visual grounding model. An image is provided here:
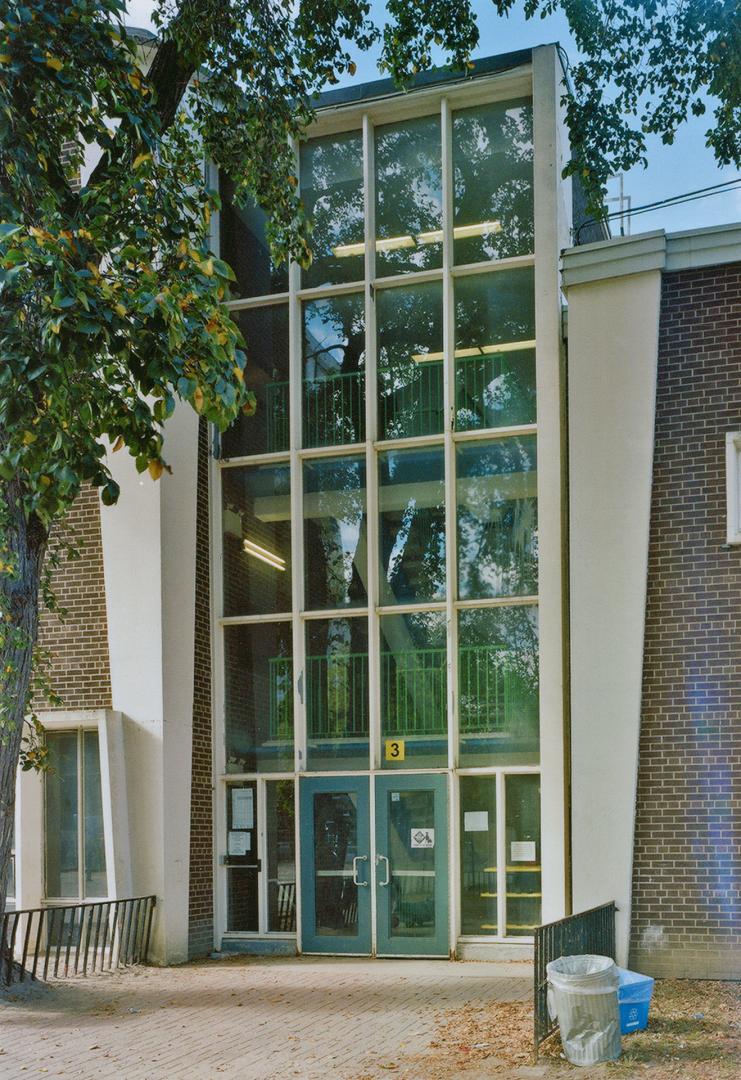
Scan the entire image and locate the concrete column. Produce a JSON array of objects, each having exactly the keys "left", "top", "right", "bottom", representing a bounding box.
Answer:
[
  {"left": 100, "top": 401, "right": 199, "bottom": 963},
  {"left": 533, "top": 44, "right": 571, "bottom": 924},
  {"left": 565, "top": 268, "right": 661, "bottom": 963}
]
